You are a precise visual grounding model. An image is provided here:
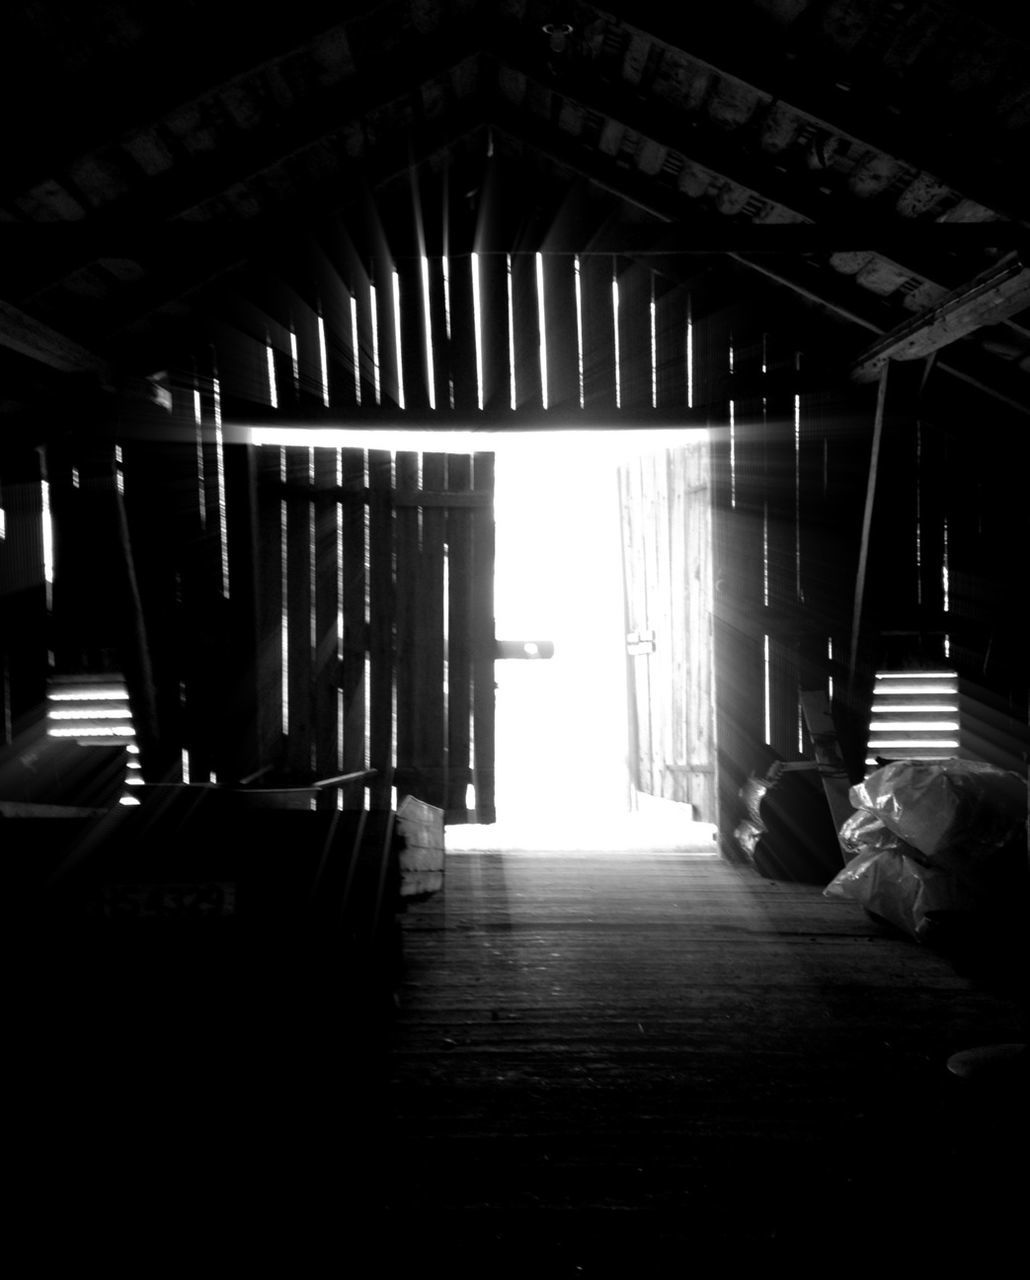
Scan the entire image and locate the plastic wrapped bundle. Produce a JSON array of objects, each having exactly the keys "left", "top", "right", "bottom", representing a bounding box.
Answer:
[
  {"left": 825, "top": 845, "right": 973, "bottom": 941},
  {"left": 848, "top": 758, "right": 1027, "bottom": 868},
  {"left": 827, "top": 757, "right": 1028, "bottom": 945}
]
